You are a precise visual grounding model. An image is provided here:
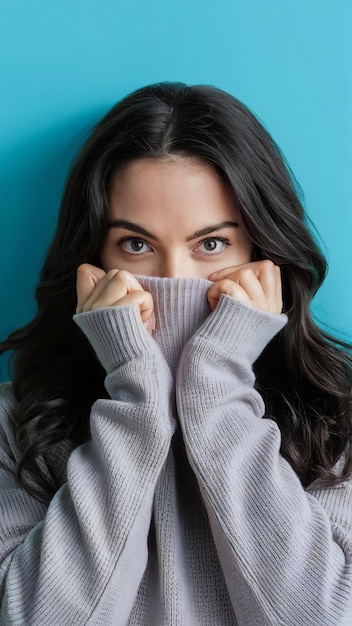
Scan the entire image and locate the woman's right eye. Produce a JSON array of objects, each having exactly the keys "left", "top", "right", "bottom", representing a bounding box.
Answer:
[{"left": 117, "top": 237, "right": 152, "bottom": 255}]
